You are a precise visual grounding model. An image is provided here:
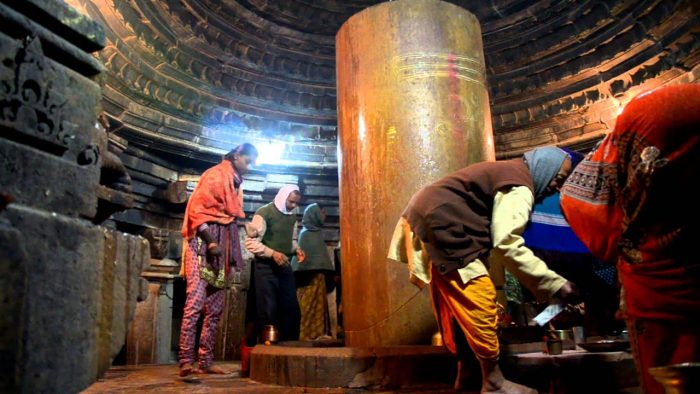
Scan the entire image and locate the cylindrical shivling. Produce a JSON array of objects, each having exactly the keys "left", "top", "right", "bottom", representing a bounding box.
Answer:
[{"left": 336, "top": 0, "right": 494, "bottom": 347}]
